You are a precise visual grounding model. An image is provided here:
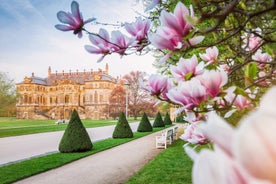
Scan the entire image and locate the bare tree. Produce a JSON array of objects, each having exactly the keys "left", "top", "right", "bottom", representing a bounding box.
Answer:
[
  {"left": 123, "top": 71, "right": 158, "bottom": 119},
  {"left": 108, "top": 85, "right": 126, "bottom": 119}
]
